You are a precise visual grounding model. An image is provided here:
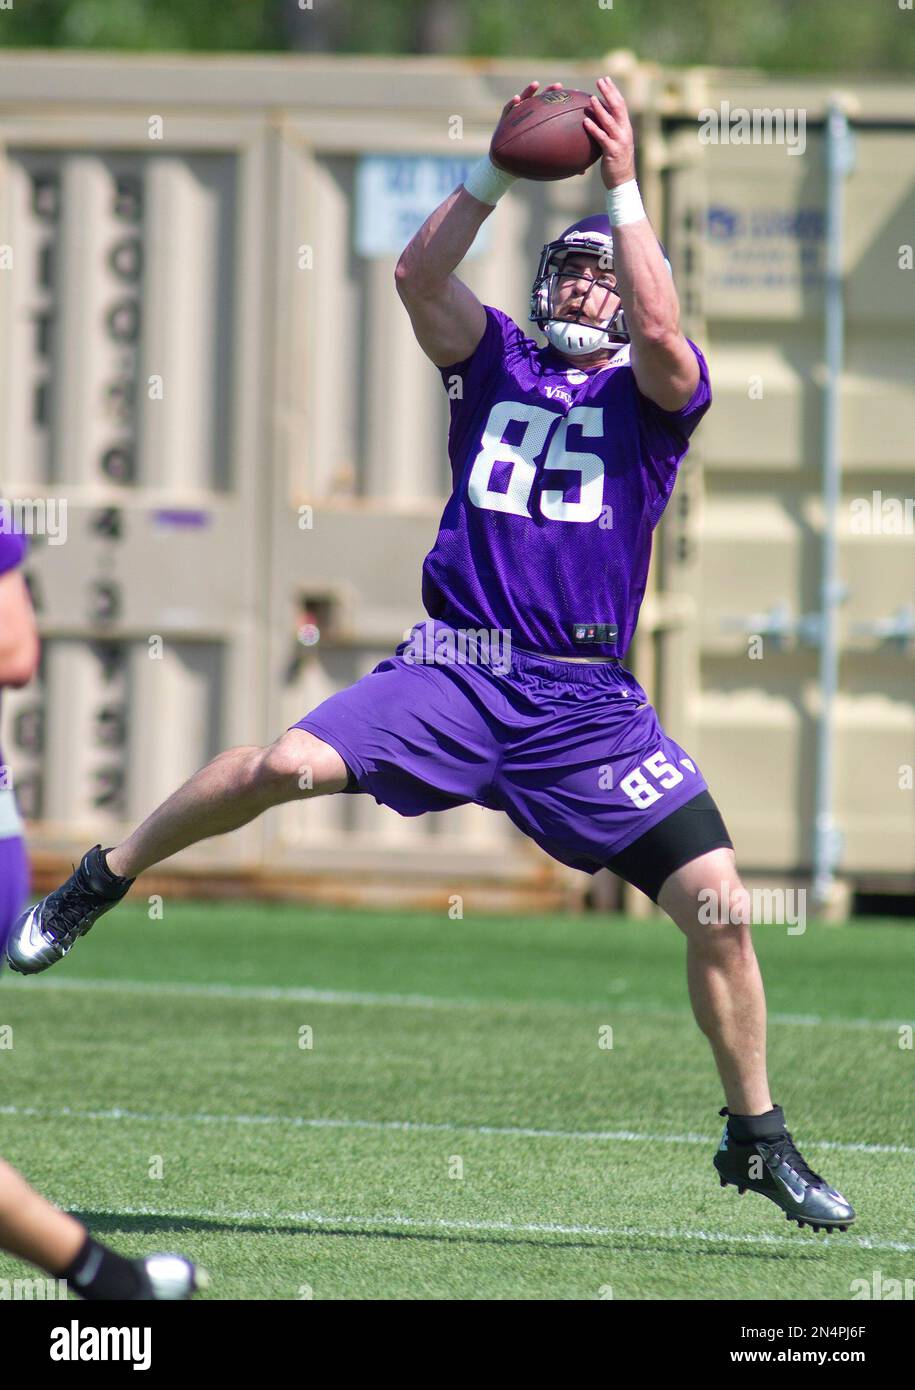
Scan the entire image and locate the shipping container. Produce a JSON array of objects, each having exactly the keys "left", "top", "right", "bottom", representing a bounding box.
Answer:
[{"left": 1, "top": 53, "right": 912, "bottom": 912}]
